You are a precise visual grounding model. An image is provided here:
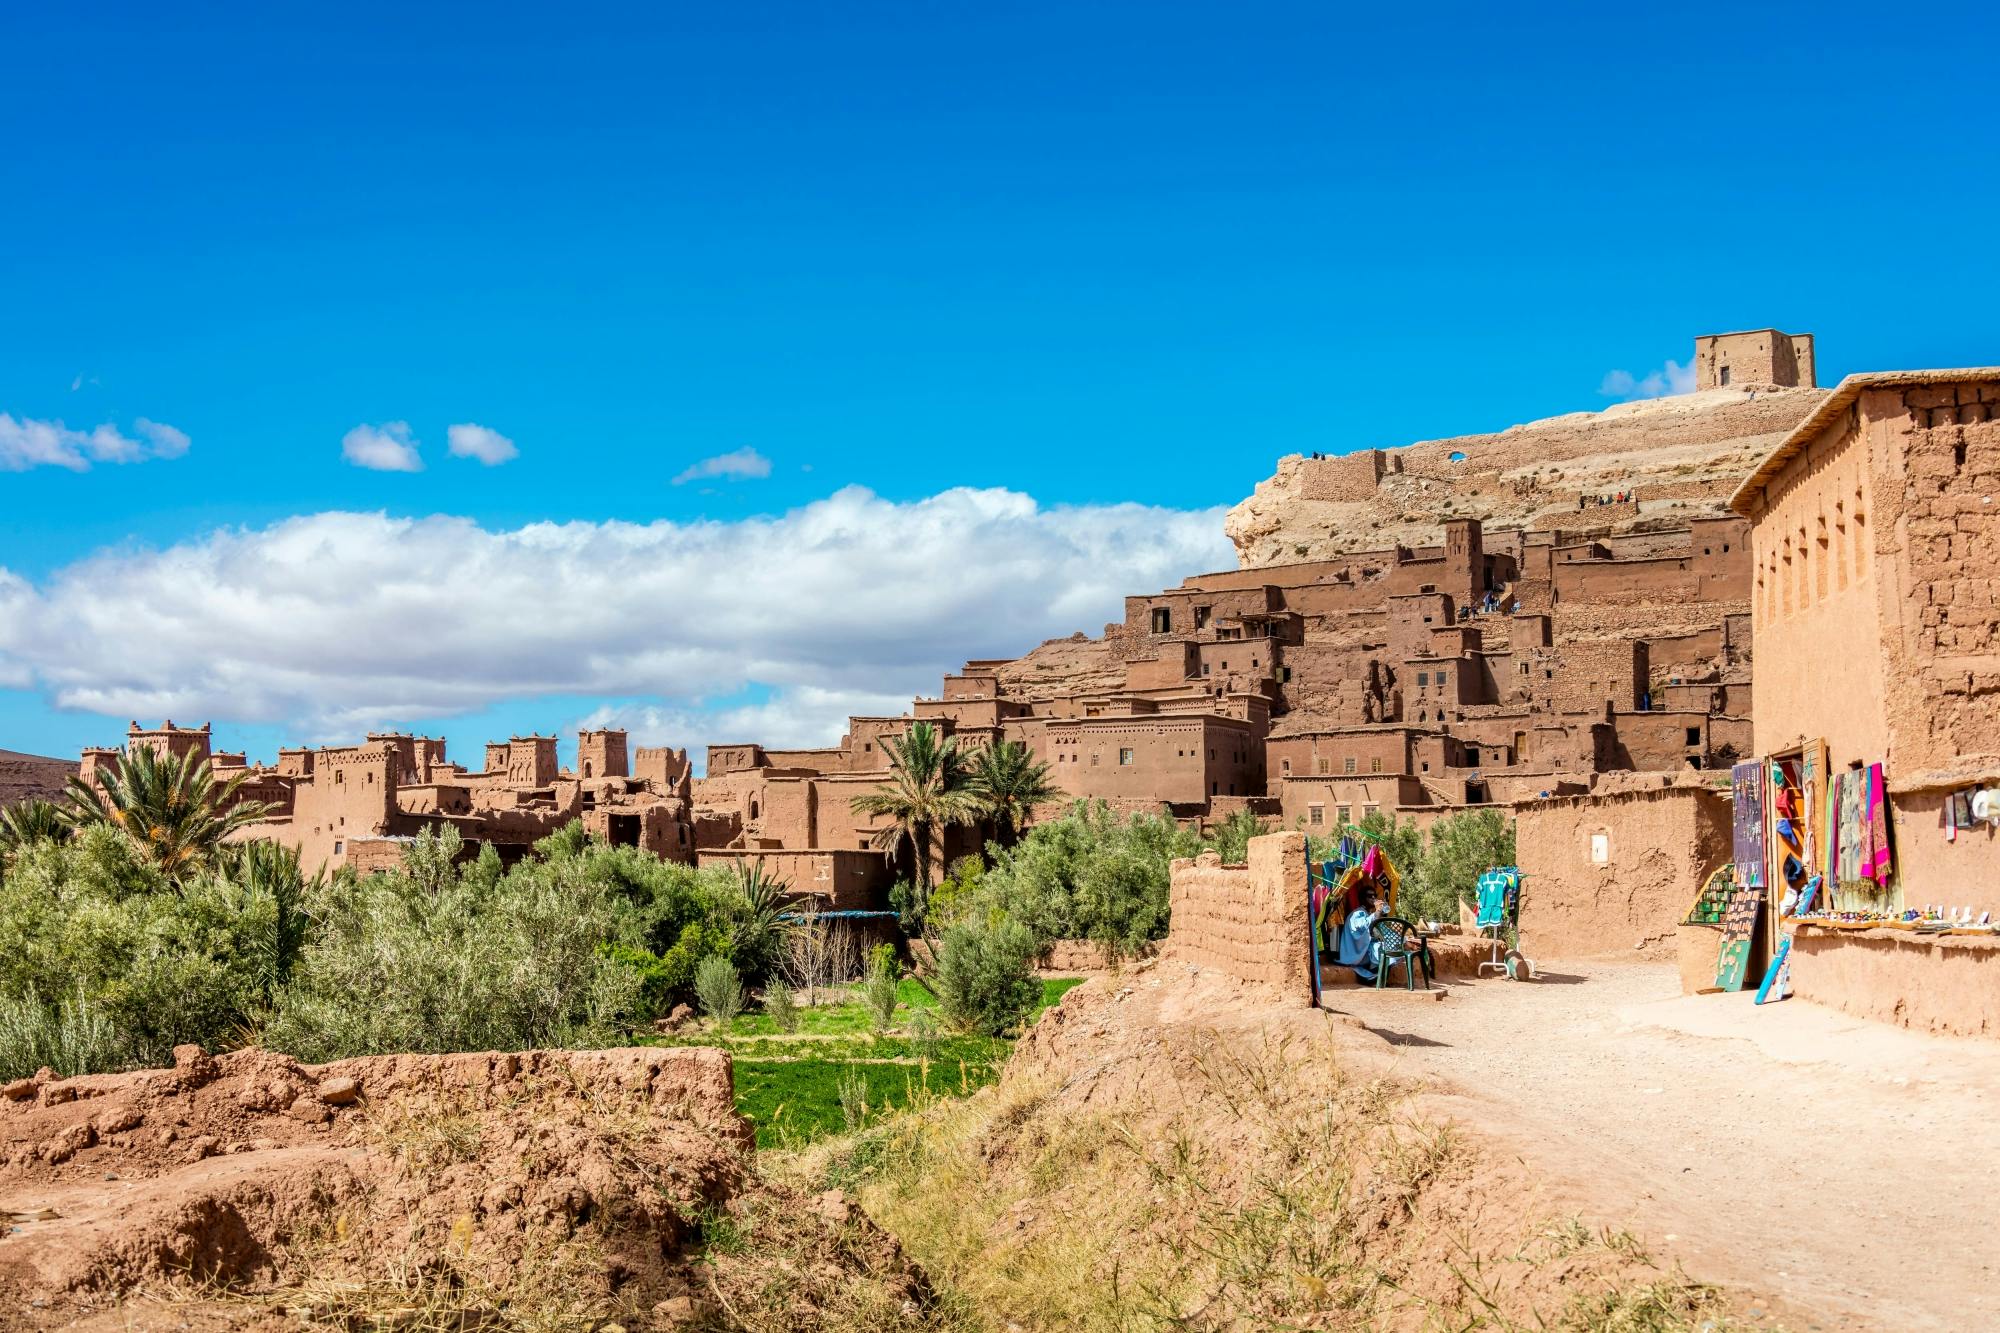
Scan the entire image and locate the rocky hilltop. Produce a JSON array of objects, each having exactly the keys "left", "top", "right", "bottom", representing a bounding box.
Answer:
[{"left": 1226, "top": 382, "right": 1826, "bottom": 567}]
